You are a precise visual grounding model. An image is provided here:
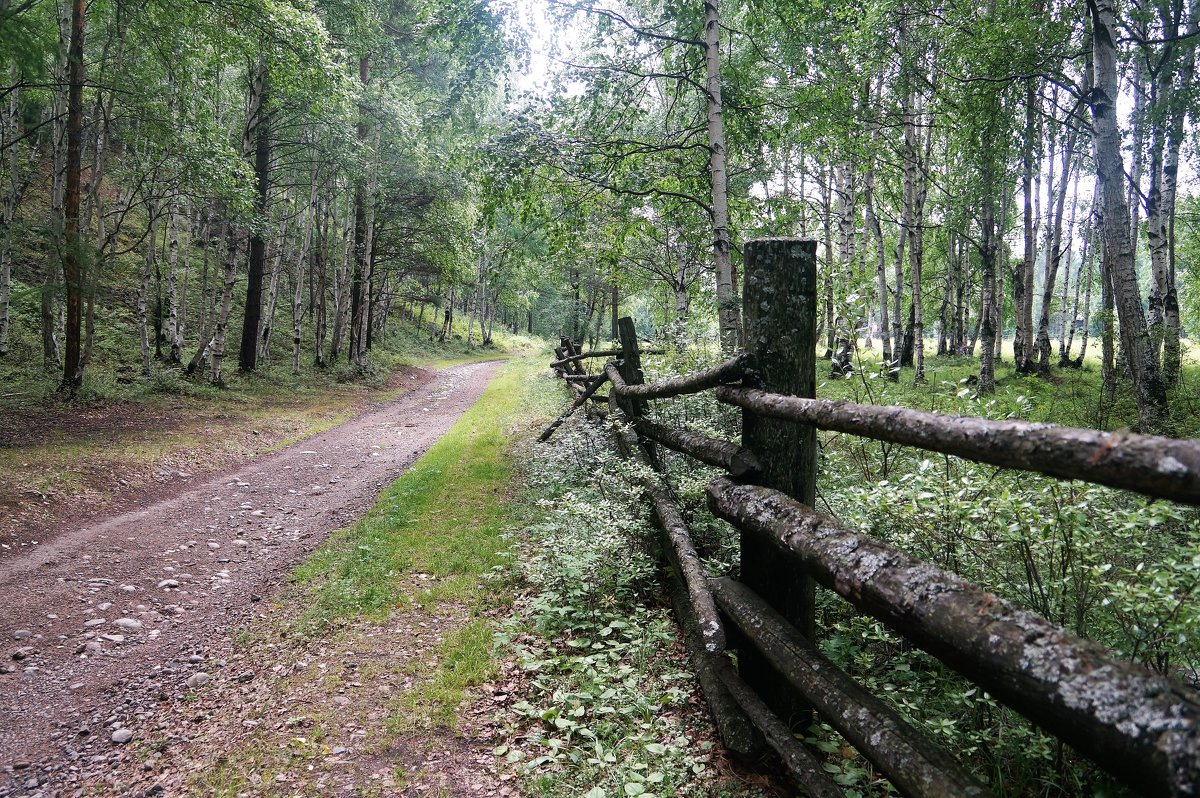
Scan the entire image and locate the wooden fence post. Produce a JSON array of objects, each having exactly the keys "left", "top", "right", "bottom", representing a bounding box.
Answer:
[
  {"left": 739, "top": 237, "right": 818, "bottom": 724},
  {"left": 616, "top": 316, "right": 659, "bottom": 464},
  {"left": 616, "top": 317, "right": 644, "bottom": 413}
]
